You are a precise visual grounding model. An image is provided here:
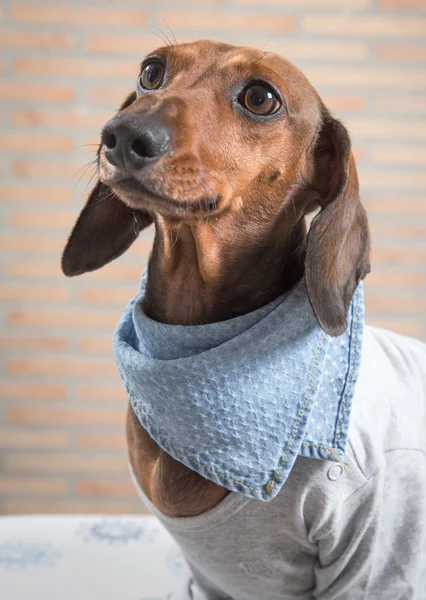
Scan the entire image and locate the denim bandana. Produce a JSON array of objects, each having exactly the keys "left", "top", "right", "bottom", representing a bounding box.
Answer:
[{"left": 114, "top": 273, "right": 364, "bottom": 501}]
